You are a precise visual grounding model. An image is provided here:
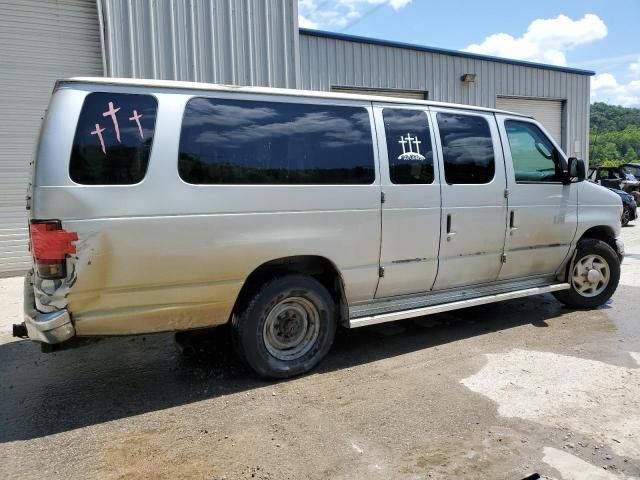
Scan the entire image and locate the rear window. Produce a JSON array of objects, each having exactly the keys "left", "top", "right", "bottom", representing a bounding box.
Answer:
[
  {"left": 178, "top": 98, "right": 375, "bottom": 184},
  {"left": 70, "top": 92, "right": 157, "bottom": 185}
]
